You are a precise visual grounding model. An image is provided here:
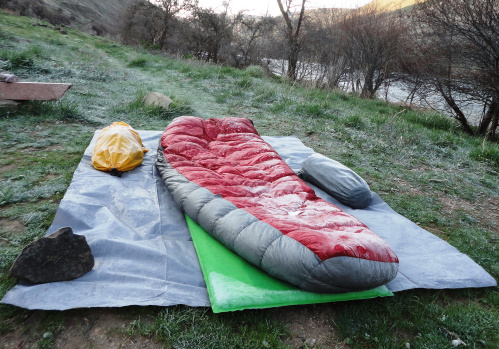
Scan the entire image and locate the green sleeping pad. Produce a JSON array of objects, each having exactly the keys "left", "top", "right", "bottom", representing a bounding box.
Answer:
[{"left": 186, "top": 215, "right": 393, "bottom": 313}]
